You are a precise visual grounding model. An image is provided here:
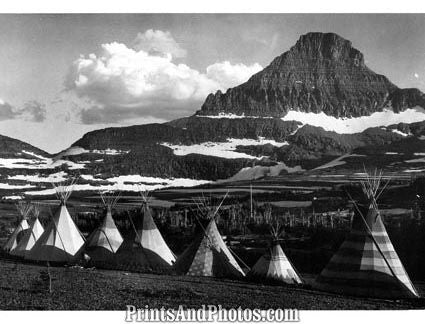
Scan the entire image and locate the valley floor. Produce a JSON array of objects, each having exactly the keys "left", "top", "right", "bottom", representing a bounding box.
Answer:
[{"left": 0, "top": 259, "right": 424, "bottom": 310}]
